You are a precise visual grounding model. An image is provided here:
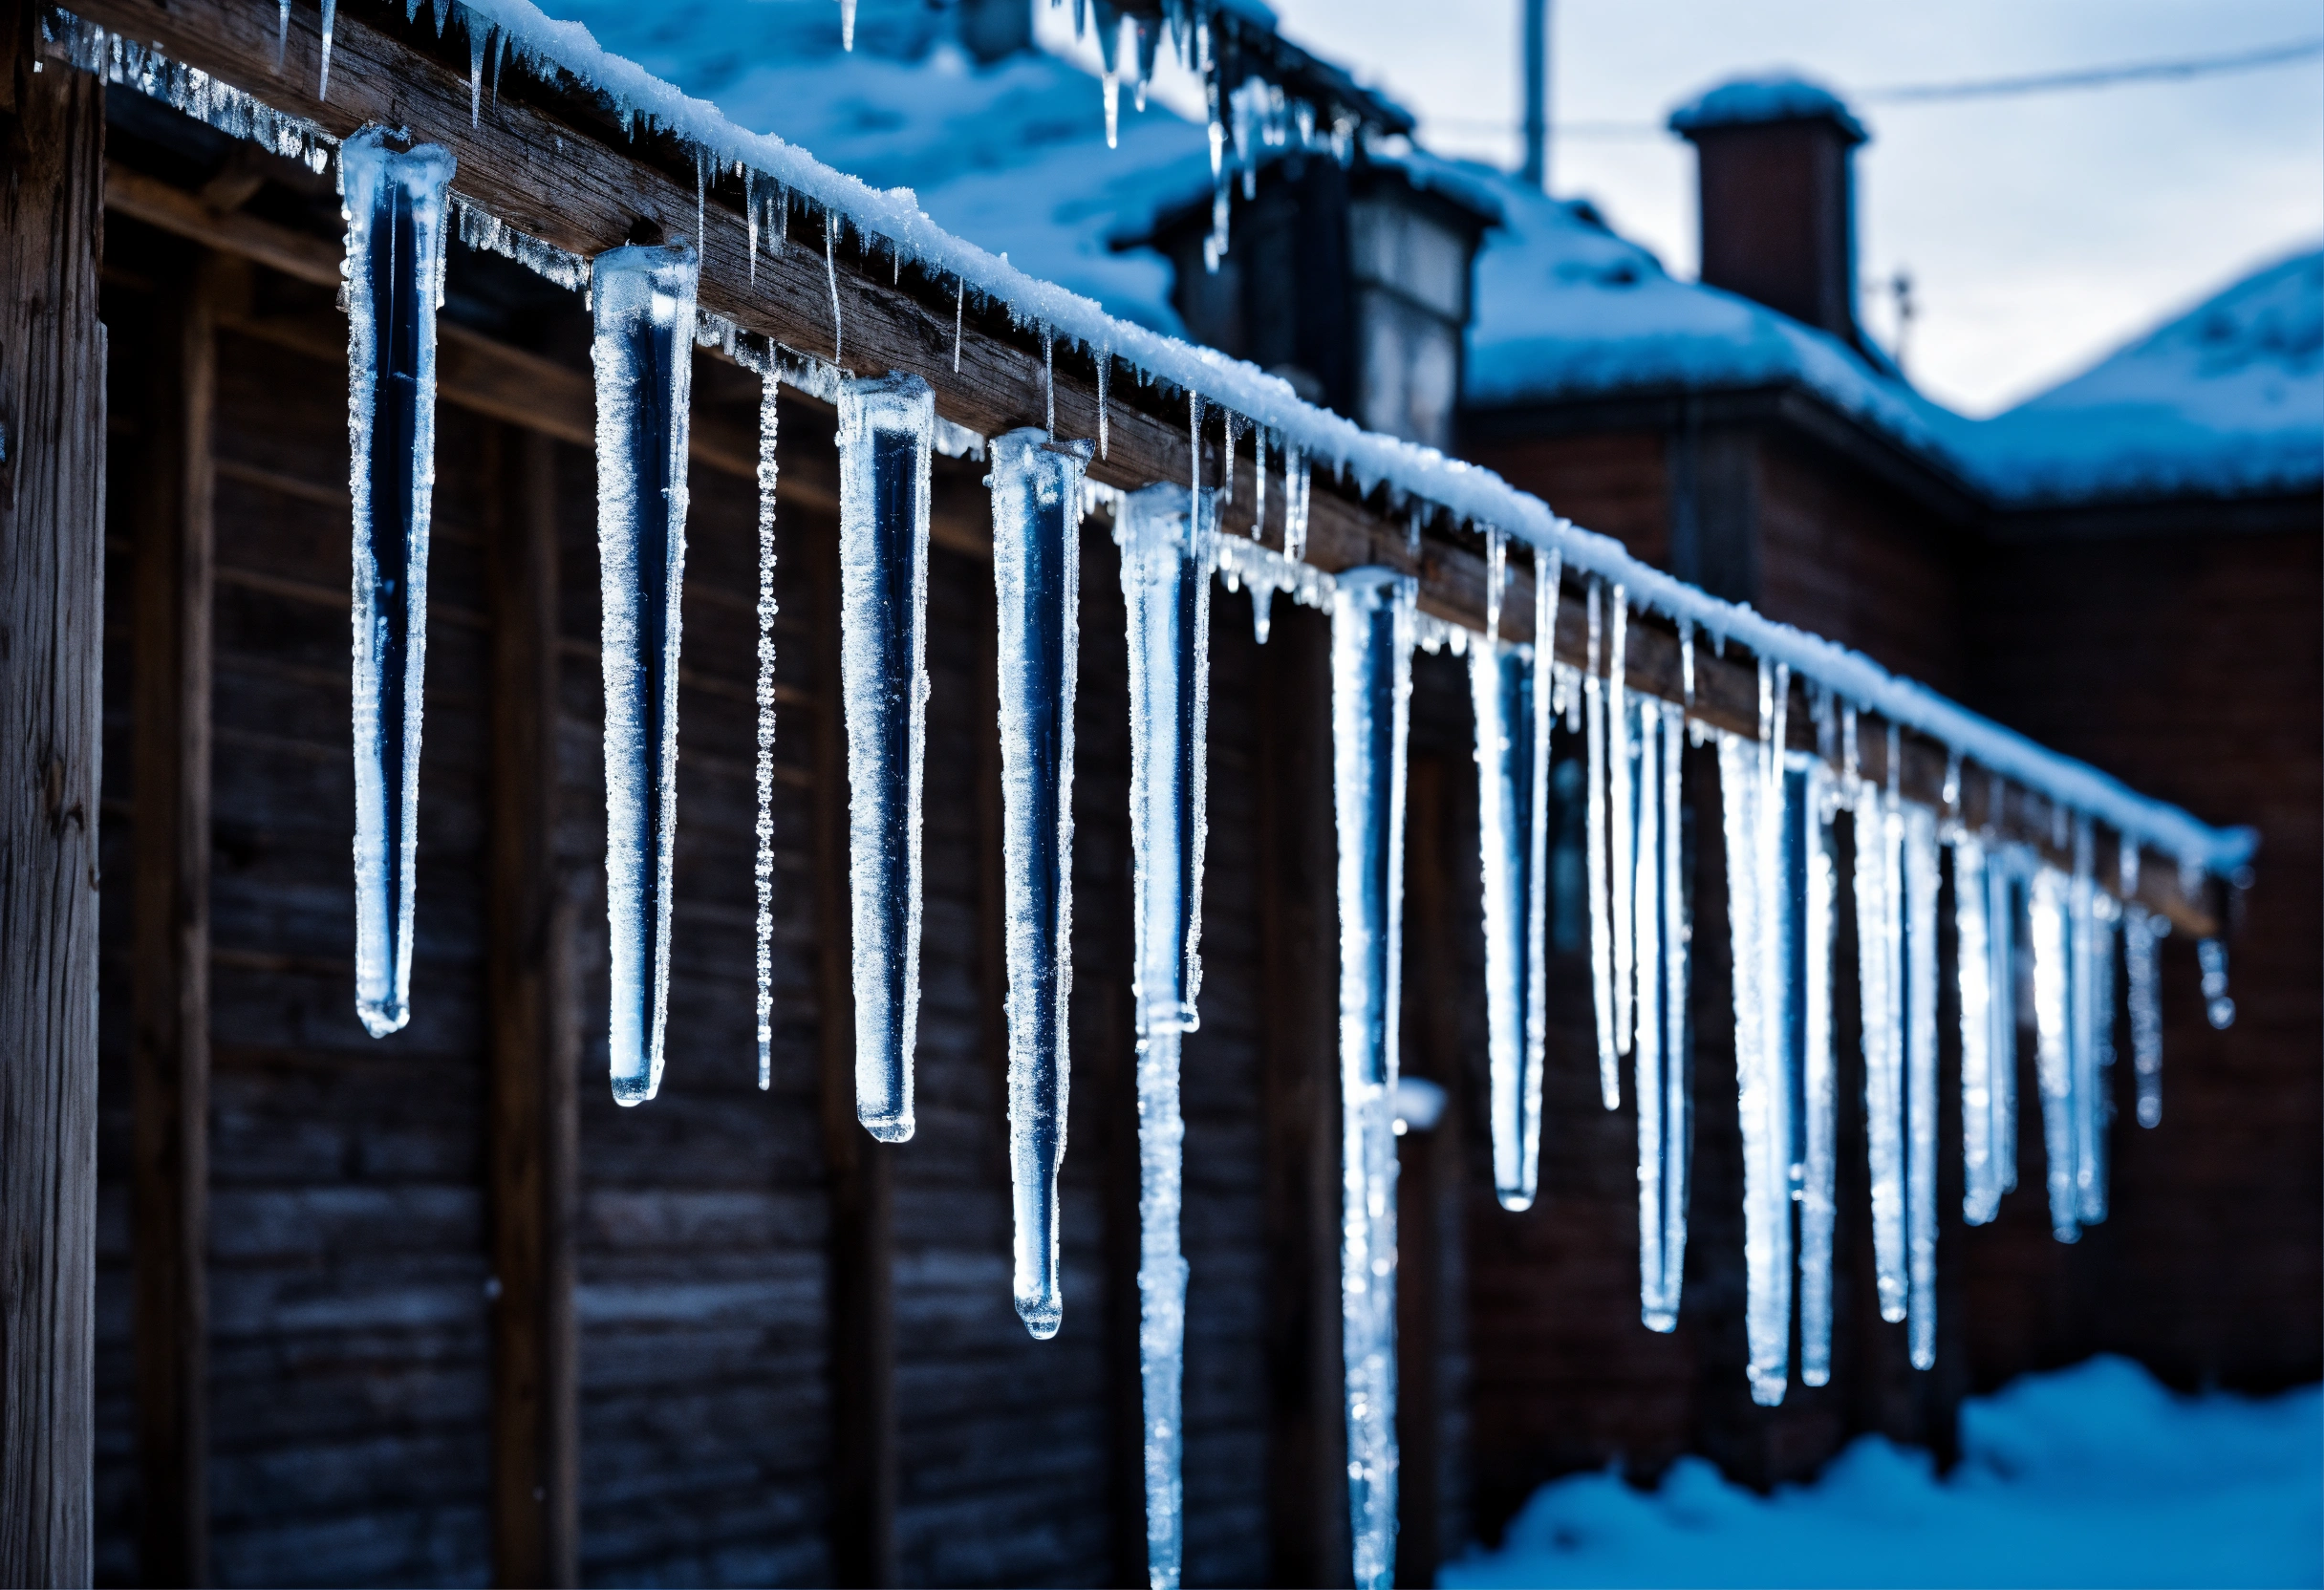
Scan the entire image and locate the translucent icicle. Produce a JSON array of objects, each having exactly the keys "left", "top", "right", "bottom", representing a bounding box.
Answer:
[
  {"left": 1118, "top": 482, "right": 1212, "bottom": 1589},
  {"left": 745, "top": 169, "right": 759, "bottom": 286},
  {"left": 754, "top": 369, "right": 780, "bottom": 1090},
  {"left": 2199, "top": 937, "right": 2234, "bottom": 1029},
  {"left": 1658, "top": 702, "right": 1691, "bottom": 1324},
  {"left": 1608, "top": 592, "right": 1634, "bottom": 1056},
  {"left": 840, "top": 0, "right": 857, "bottom": 50},
  {"left": 1283, "top": 443, "right": 1310, "bottom": 563},
  {"left": 2069, "top": 821, "right": 2102, "bottom": 1227},
  {"left": 277, "top": 0, "right": 290, "bottom": 70},
  {"left": 1332, "top": 569, "right": 1414, "bottom": 1590},
  {"left": 1097, "top": 345, "right": 1110, "bottom": 459},
  {"left": 1042, "top": 328, "right": 1057, "bottom": 438},
  {"left": 992, "top": 430, "right": 1094, "bottom": 1339},
  {"left": 1221, "top": 415, "right": 1238, "bottom": 507},
  {"left": 1250, "top": 584, "right": 1272, "bottom": 645},
  {"left": 1718, "top": 731, "right": 1788, "bottom": 1405},
  {"left": 1632, "top": 698, "right": 1668, "bottom": 1328},
  {"left": 2031, "top": 866, "right": 2077, "bottom": 1240},
  {"left": 343, "top": 128, "right": 456, "bottom": 1042},
  {"left": 1474, "top": 630, "right": 1541, "bottom": 1210},
  {"left": 1188, "top": 391, "right": 1202, "bottom": 531},
  {"left": 592, "top": 243, "right": 699, "bottom": 1104},
  {"left": 1797, "top": 762, "right": 1840, "bottom": 1385},
  {"left": 1956, "top": 832, "right": 1996, "bottom": 1222},
  {"left": 468, "top": 25, "right": 487, "bottom": 126},
  {"left": 1904, "top": 802, "right": 1940, "bottom": 1371},
  {"left": 1251, "top": 428, "right": 1266, "bottom": 538},
  {"left": 2125, "top": 904, "right": 2167, "bottom": 1128},
  {"left": 825, "top": 211, "right": 843, "bottom": 362},
  {"left": 838, "top": 373, "right": 936, "bottom": 1141},
  {"left": 1583, "top": 584, "right": 1618, "bottom": 1108},
  {"left": 1990, "top": 846, "right": 2021, "bottom": 1195},
  {"left": 1856, "top": 771, "right": 1905, "bottom": 1315},
  {"left": 1105, "top": 72, "right": 1120, "bottom": 148},
  {"left": 954, "top": 278, "right": 965, "bottom": 375},
  {"left": 319, "top": 0, "right": 337, "bottom": 98}
]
